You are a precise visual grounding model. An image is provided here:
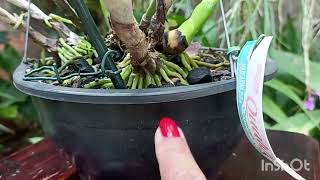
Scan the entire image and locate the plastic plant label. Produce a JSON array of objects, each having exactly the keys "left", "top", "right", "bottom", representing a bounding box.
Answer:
[{"left": 236, "top": 36, "right": 306, "bottom": 180}]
